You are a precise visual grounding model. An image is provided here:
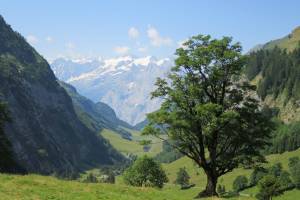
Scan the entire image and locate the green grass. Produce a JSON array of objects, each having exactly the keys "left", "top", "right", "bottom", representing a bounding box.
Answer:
[
  {"left": 264, "top": 26, "right": 300, "bottom": 52},
  {"left": 162, "top": 148, "right": 300, "bottom": 198},
  {"left": 100, "top": 129, "right": 144, "bottom": 155},
  {"left": 100, "top": 129, "right": 162, "bottom": 157},
  {"left": 2, "top": 143, "right": 298, "bottom": 200},
  {"left": 163, "top": 148, "right": 300, "bottom": 190}
]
